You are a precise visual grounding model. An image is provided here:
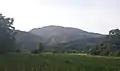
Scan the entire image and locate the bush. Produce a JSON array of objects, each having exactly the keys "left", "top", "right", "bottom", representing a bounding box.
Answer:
[
  {"left": 114, "top": 51, "right": 120, "bottom": 56},
  {"left": 53, "top": 50, "right": 58, "bottom": 54},
  {"left": 31, "top": 49, "right": 39, "bottom": 54},
  {"left": 16, "top": 49, "right": 21, "bottom": 53}
]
